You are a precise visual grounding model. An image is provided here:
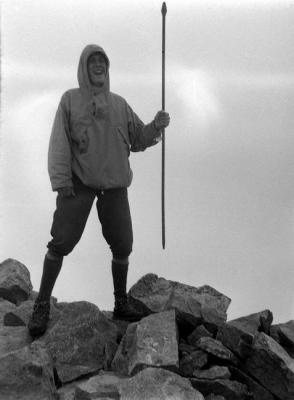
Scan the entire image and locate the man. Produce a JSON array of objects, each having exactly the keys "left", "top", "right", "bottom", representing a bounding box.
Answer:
[{"left": 28, "top": 44, "right": 170, "bottom": 337}]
